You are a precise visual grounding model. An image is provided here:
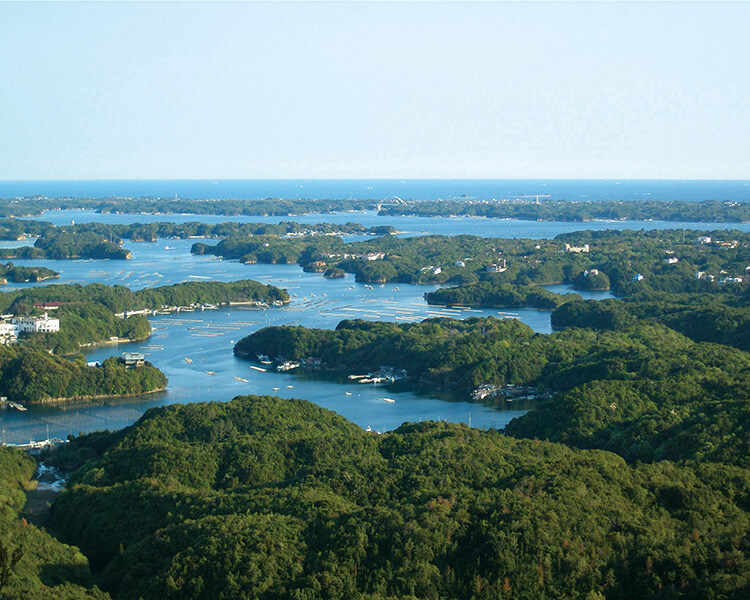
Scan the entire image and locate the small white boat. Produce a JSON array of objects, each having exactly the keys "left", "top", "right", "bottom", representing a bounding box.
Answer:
[
  {"left": 249, "top": 365, "right": 266, "bottom": 372},
  {"left": 233, "top": 377, "right": 249, "bottom": 383},
  {"left": 378, "top": 397, "right": 395, "bottom": 404}
]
